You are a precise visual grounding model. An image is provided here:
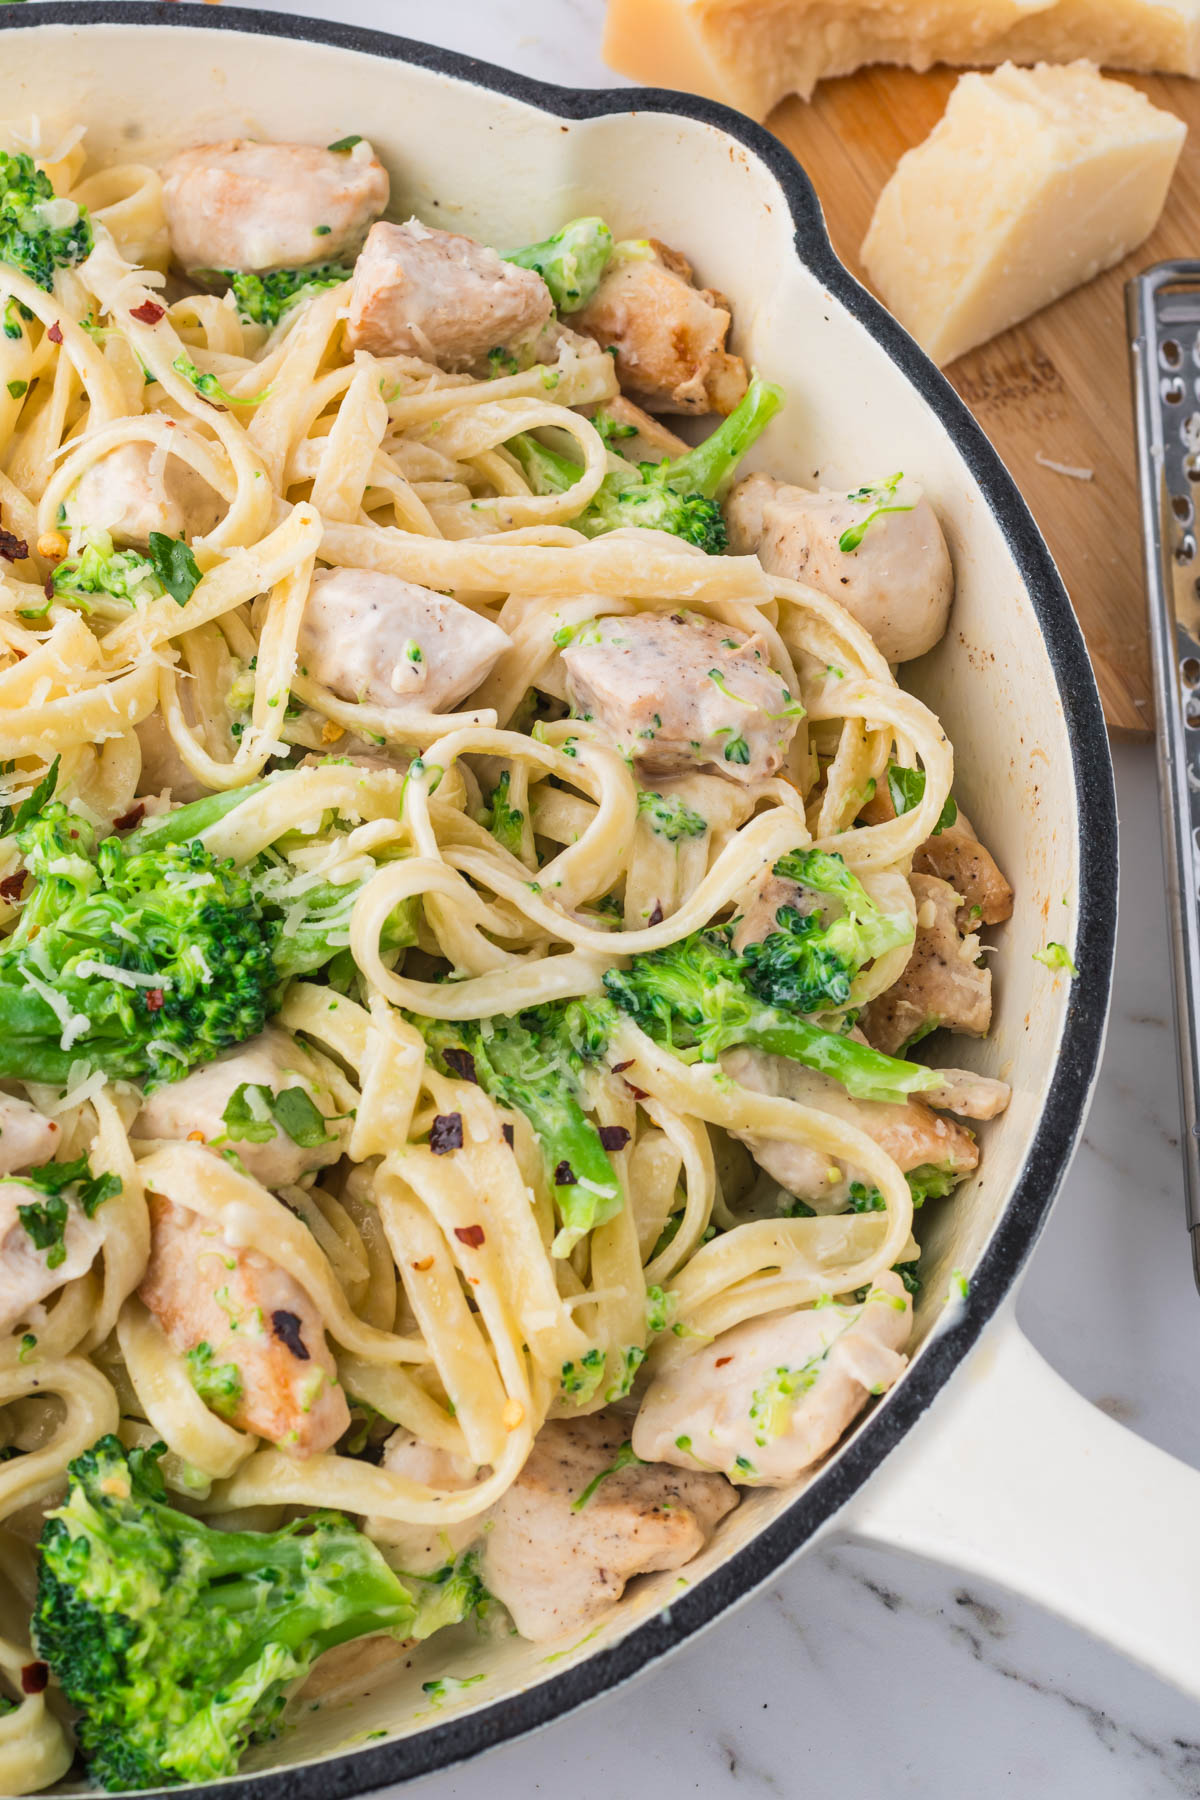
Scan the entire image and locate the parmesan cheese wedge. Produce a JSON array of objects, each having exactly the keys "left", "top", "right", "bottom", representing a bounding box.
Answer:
[
  {"left": 602, "top": 0, "right": 1058, "bottom": 119},
  {"left": 971, "top": 0, "right": 1200, "bottom": 73},
  {"left": 860, "top": 61, "right": 1185, "bottom": 366},
  {"left": 602, "top": 0, "right": 1200, "bottom": 120}
]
